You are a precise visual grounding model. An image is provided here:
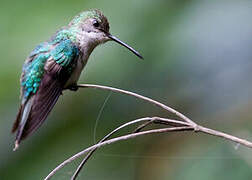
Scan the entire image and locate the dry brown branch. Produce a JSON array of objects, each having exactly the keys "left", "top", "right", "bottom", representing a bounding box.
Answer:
[
  {"left": 77, "top": 84, "right": 197, "bottom": 127},
  {"left": 44, "top": 84, "right": 252, "bottom": 180},
  {"left": 45, "top": 125, "right": 193, "bottom": 180},
  {"left": 70, "top": 117, "right": 190, "bottom": 180}
]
